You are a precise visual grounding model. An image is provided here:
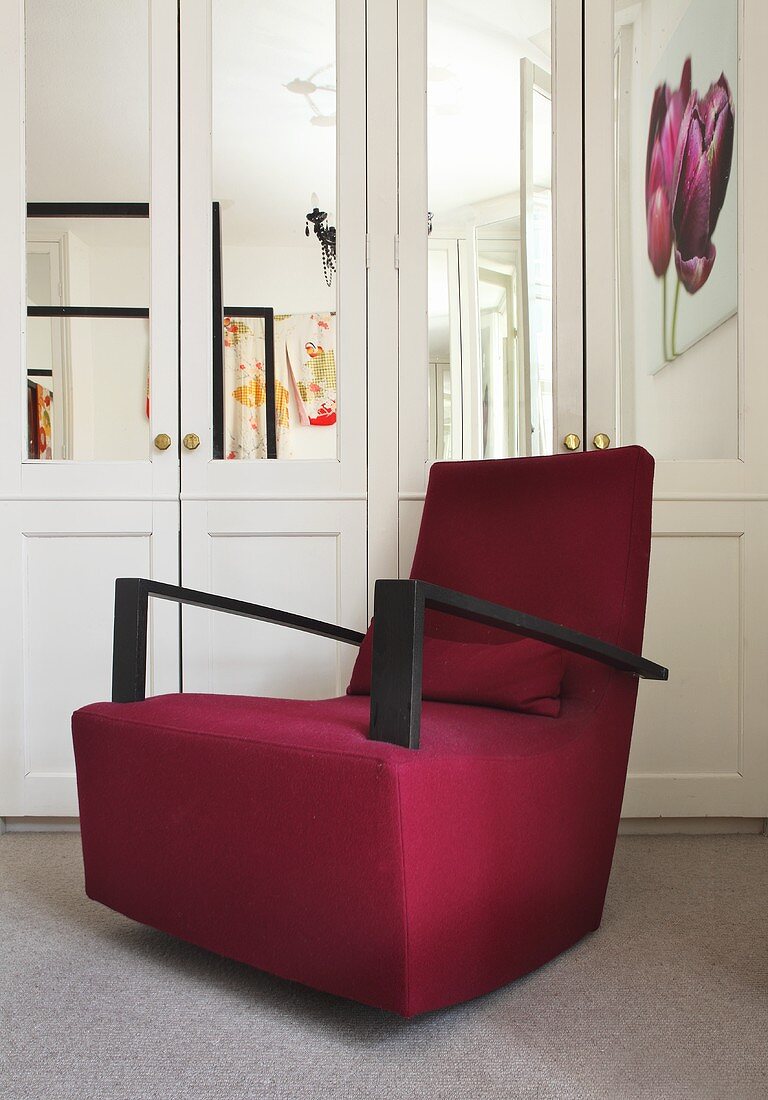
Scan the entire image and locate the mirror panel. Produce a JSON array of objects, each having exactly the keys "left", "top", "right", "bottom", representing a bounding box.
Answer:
[
  {"left": 428, "top": 243, "right": 460, "bottom": 460},
  {"left": 212, "top": 0, "right": 338, "bottom": 460},
  {"left": 427, "top": 0, "right": 552, "bottom": 459},
  {"left": 24, "top": 0, "right": 150, "bottom": 461}
]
